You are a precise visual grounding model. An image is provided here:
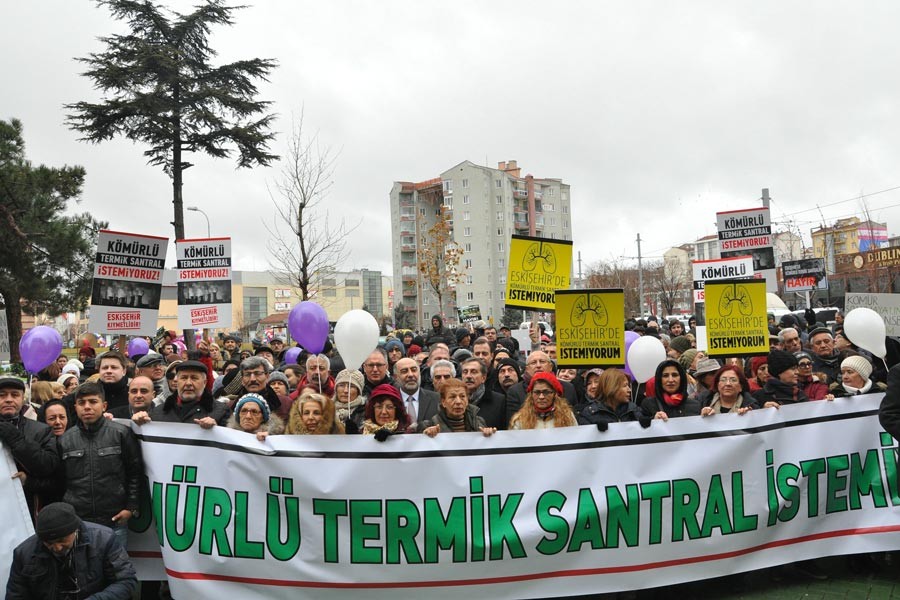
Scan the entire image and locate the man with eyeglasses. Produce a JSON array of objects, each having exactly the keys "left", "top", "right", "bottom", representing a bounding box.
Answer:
[
  {"left": 362, "top": 348, "right": 393, "bottom": 396},
  {"left": 428, "top": 360, "right": 457, "bottom": 392},
  {"left": 504, "top": 350, "right": 580, "bottom": 424},
  {"left": 132, "top": 360, "right": 229, "bottom": 427},
  {"left": 134, "top": 353, "right": 167, "bottom": 396}
]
